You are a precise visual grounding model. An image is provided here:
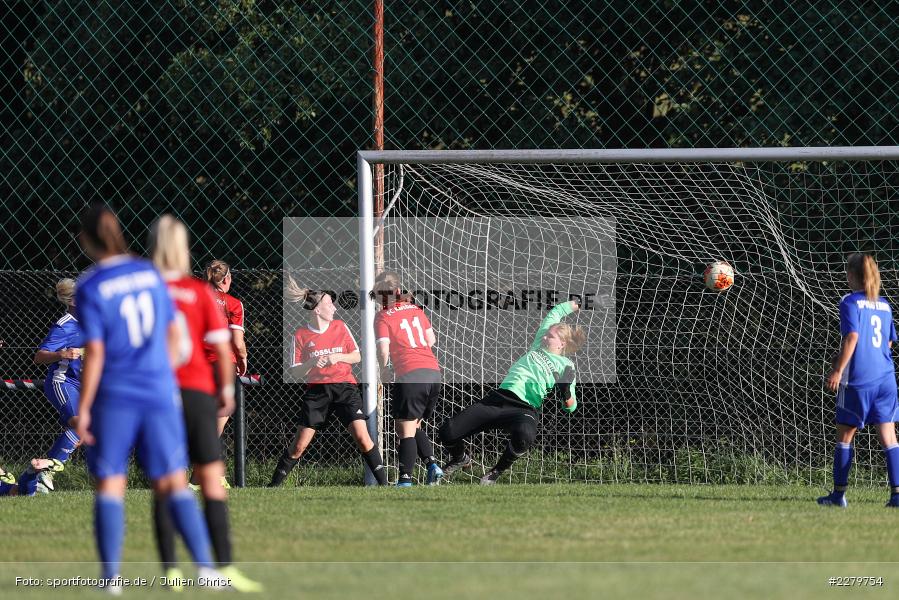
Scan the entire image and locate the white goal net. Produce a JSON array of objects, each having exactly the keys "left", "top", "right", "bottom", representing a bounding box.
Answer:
[{"left": 361, "top": 149, "right": 899, "bottom": 485}]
